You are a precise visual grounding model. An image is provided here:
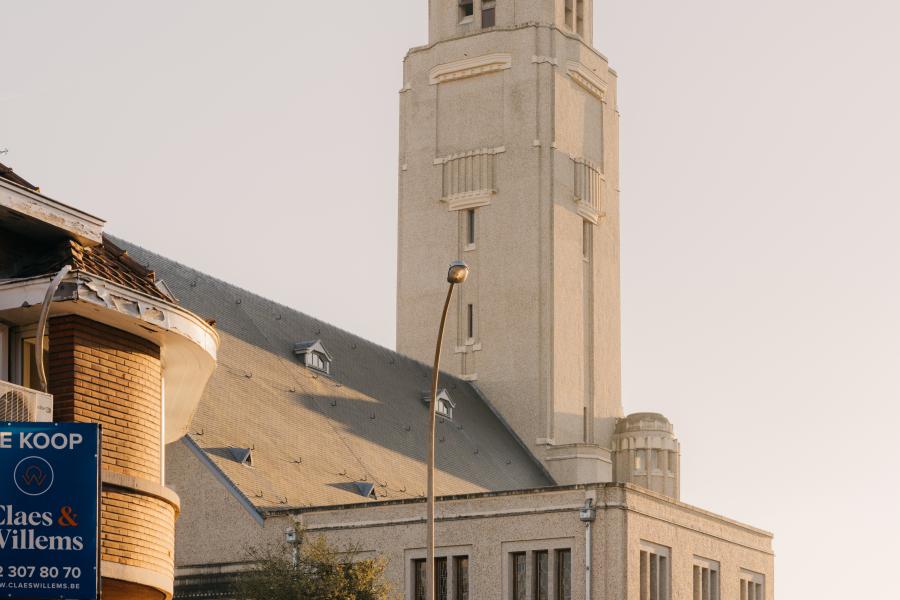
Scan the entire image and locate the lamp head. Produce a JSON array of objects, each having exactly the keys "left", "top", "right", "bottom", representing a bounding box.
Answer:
[{"left": 447, "top": 260, "right": 469, "bottom": 284}]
